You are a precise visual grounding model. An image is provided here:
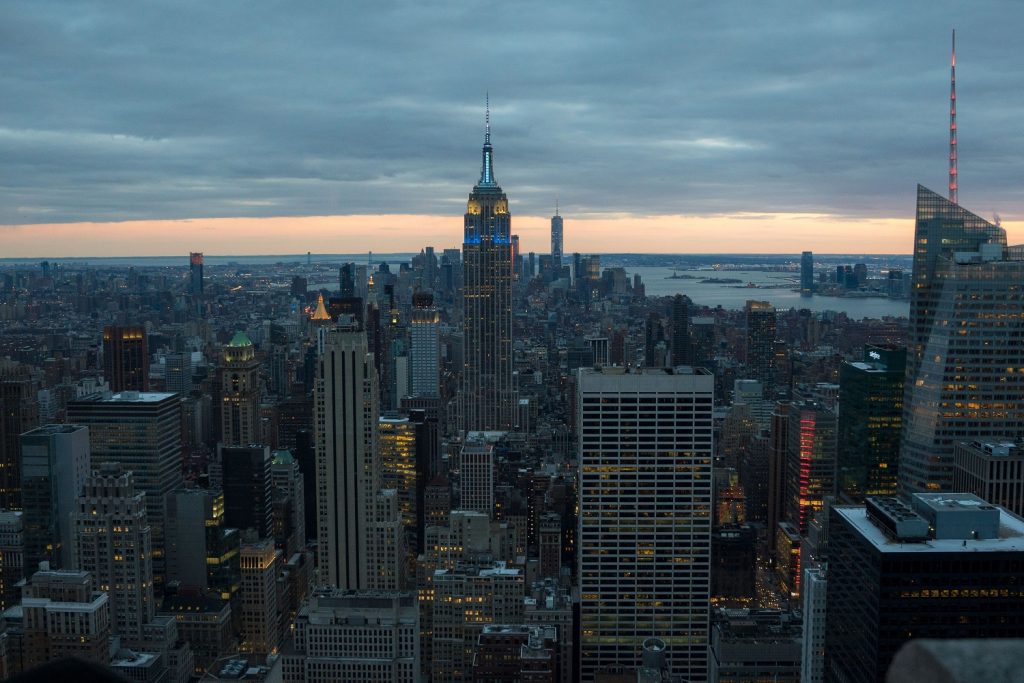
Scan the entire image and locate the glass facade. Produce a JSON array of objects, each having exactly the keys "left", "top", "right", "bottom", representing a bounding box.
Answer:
[{"left": 901, "top": 186, "right": 1024, "bottom": 493}]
